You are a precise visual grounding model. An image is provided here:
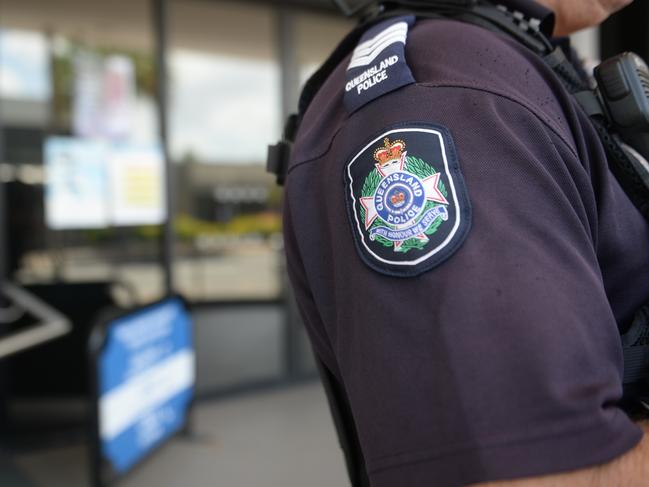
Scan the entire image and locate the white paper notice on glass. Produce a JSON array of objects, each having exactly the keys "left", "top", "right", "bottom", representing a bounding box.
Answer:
[
  {"left": 102, "top": 55, "right": 136, "bottom": 140},
  {"left": 72, "top": 53, "right": 136, "bottom": 141},
  {"left": 72, "top": 51, "right": 105, "bottom": 138},
  {"left": 45, "top": 137, "right": 110, "bottom": 230},
  {"left": 109, "top": 143, "right": 166, "bottom": 226}
]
